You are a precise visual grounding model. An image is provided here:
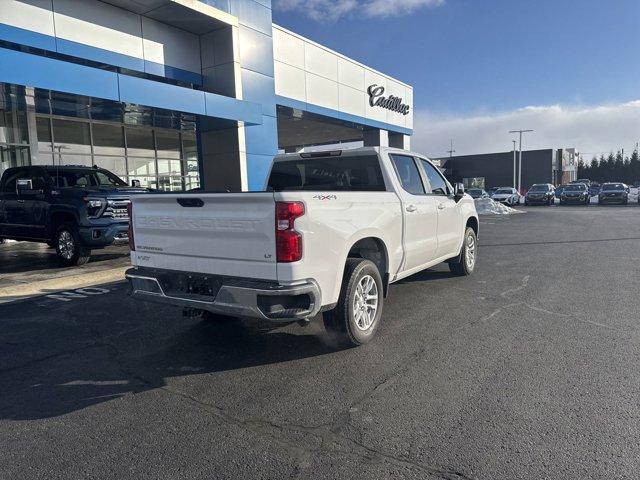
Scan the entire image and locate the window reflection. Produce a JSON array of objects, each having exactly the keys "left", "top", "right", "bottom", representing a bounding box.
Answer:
[
  {"left": 52, "top": 118, "right": 91, "bottom": 154},
  {"left": 28, "top": 115, "right": 197, "bottom": 191}
]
